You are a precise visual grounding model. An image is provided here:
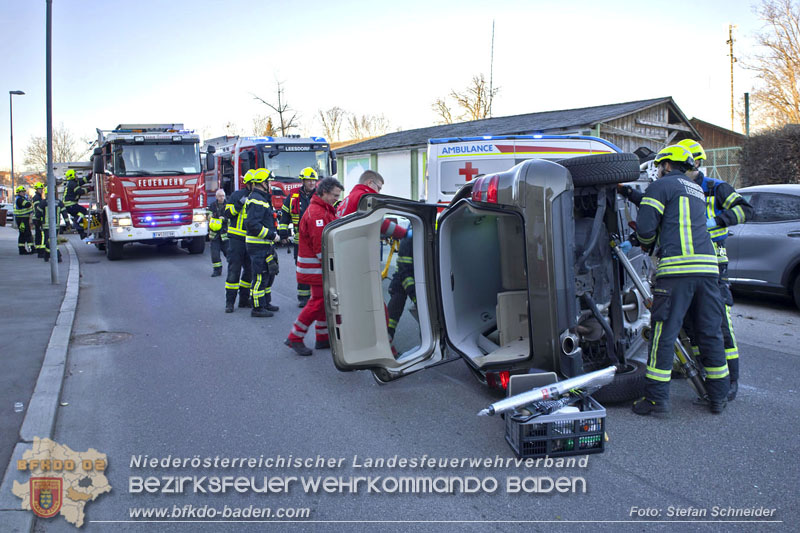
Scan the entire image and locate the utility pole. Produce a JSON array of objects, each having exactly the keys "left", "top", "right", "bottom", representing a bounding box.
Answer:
[
  {"left": 727, "top": 24, "right": 737, "bottom": 131},
  {"left": 46, "top": 0, "right": 58, "bottom": 283},
  {"left": 489, "top": 19, "right": 495, "bottom": 118}
]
